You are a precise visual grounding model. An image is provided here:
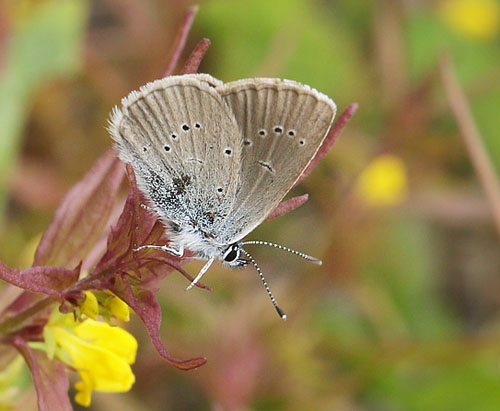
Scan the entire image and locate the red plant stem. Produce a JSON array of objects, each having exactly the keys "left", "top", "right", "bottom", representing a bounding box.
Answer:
[
  {"left": 181, "top": 38, "right": 211, "bottom": 74},
  {"left": 294, "top": 103, "right": 358, "bottom": 187},
  {"left": 440, "top": 54, "right": 500, "bottom": 239},
  {"left": 162, "top": 6, "right": 199, "bottom": 77}
]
